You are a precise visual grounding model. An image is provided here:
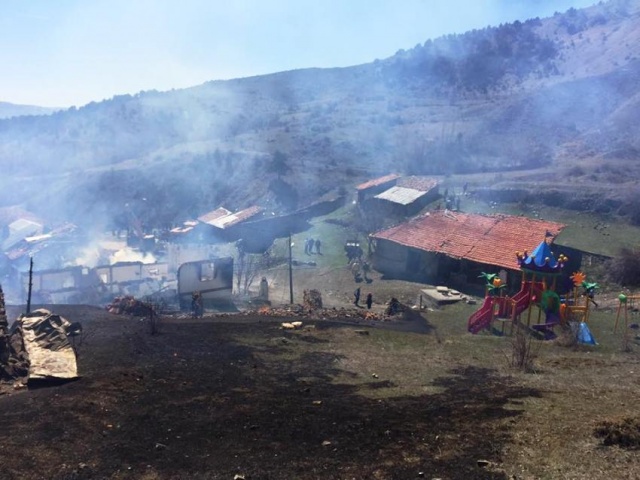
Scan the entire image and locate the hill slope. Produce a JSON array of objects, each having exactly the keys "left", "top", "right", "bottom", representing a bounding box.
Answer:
[{"left": 1, "top": 0, "right": 639, "bottom": 230}]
